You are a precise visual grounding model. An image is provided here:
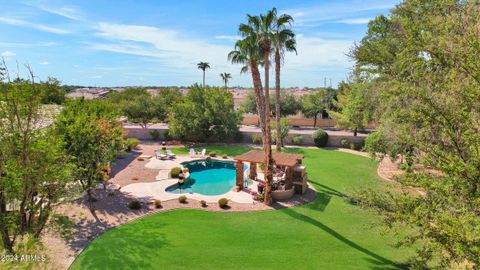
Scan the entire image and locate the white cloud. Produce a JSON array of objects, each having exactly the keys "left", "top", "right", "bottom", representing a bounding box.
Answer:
[
  {"left": 92, "top": 23, "right": 233, "bottom": 70},
  {"left": 338, "top": 18, "right": 372, "bottom": 24},
  {"left": 90, "top": 22, "right": 355, "bottom": 87},
  {"left": 39, "top": 61, "right": 49, "bottom": 65},
  {"left": 1, "top": 51, "right": 16, "bottom": 57},
  {"left": 0, "top": 41, "right": 59, "bottom": 47},
  {"left": 214, "top": 35, "right": 240, "bottom": 41},
  {"left": 0, "top": 16, "right": 71, "bottom": 34},
  {"left": 281, "top": 0, "right": 396, "bottom": 27},
  {"left": 36, "top": 5, "right": 83, "bottom": 21}
]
